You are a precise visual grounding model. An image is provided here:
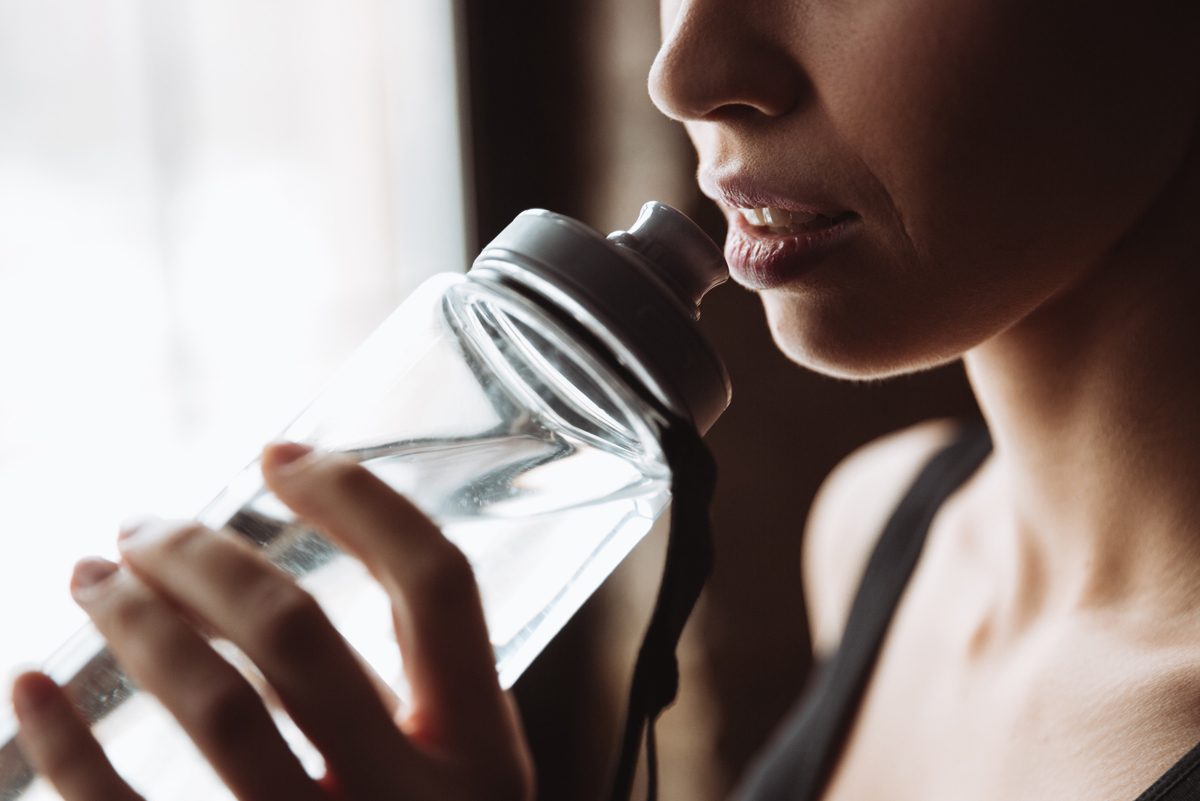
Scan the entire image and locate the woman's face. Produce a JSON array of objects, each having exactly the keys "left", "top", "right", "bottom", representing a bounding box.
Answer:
[{"left": 650, "top": 0, "right": 1200, "bottom": 378}]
